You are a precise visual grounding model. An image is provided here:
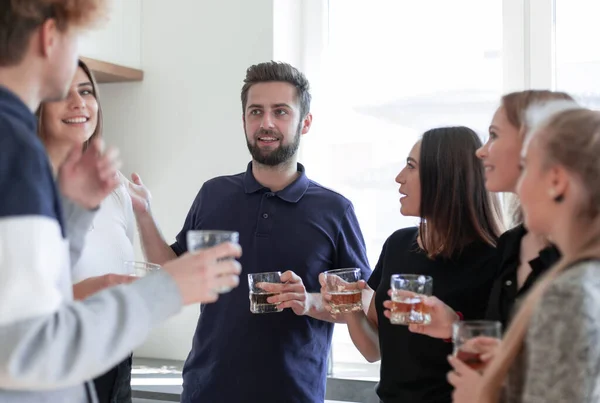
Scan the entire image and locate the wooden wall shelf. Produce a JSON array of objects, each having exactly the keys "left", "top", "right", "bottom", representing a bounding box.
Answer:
[{"left": 80, "top": 57, "right": 144, "bottom": 83}]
